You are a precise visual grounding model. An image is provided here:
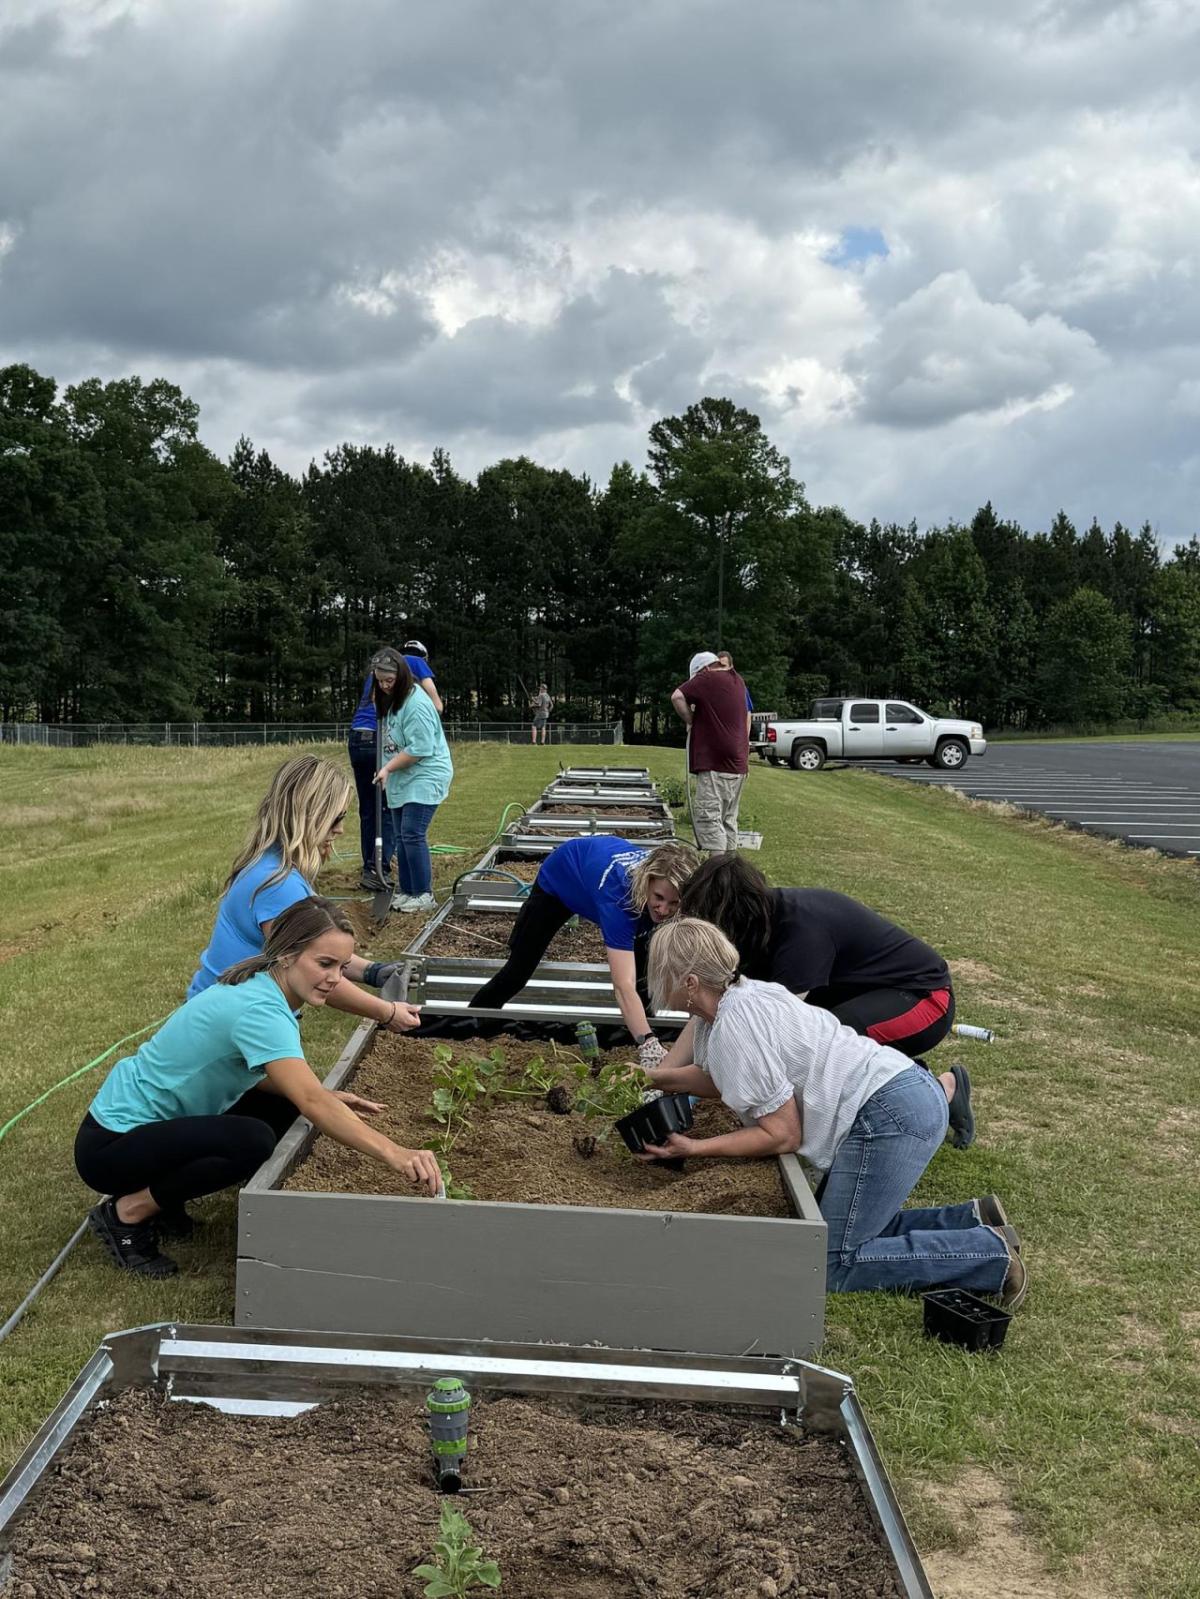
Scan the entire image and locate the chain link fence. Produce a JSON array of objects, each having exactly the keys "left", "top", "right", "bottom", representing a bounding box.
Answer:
[{"left": 1, "top": 720, "right": 623, "bottom": 749}]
